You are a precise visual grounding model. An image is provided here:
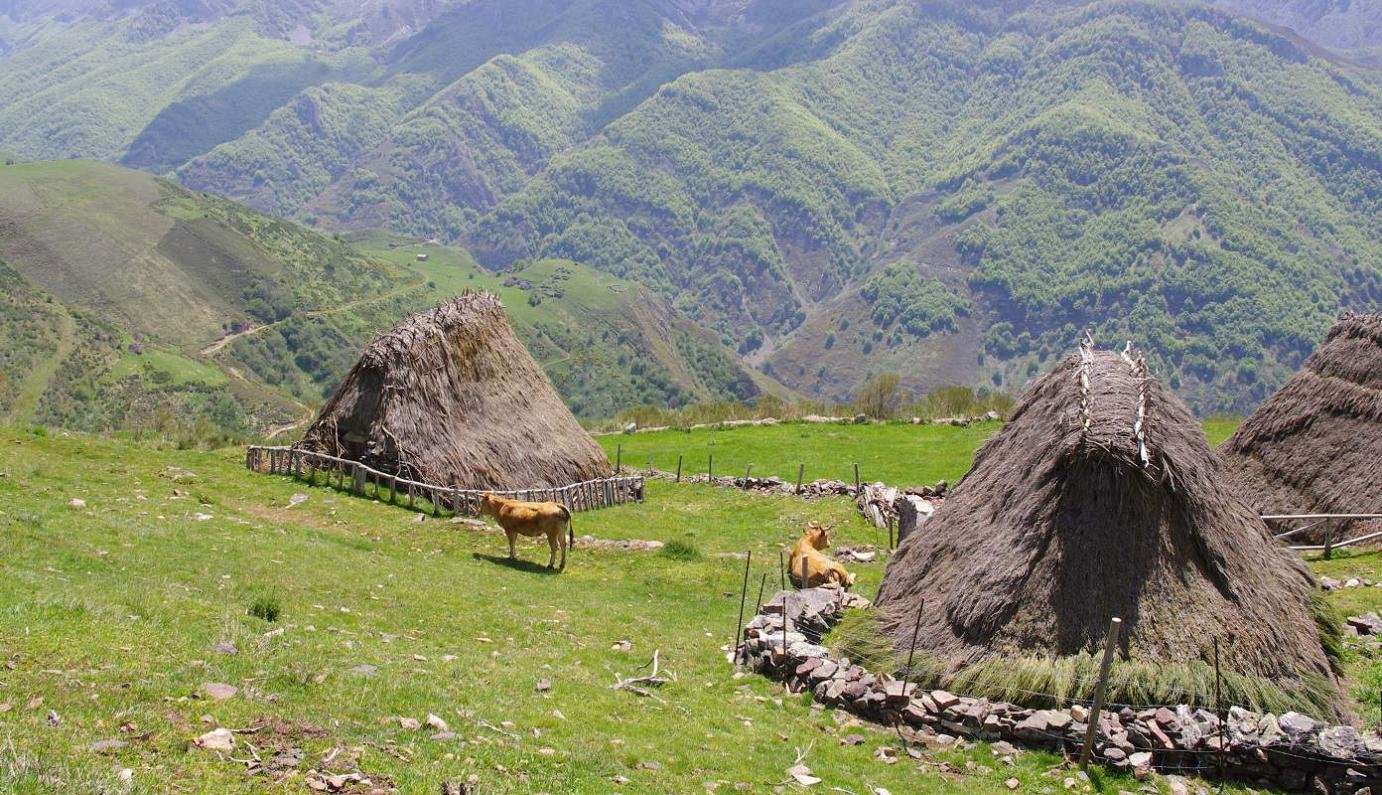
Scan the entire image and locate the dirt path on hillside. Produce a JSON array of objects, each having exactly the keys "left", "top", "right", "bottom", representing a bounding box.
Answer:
[
  {"left": 8, "top": 305, "right": 76, "bottom": 424},
  {"left": 199, "top": 276, "right": 428, "bottom": 358}
]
